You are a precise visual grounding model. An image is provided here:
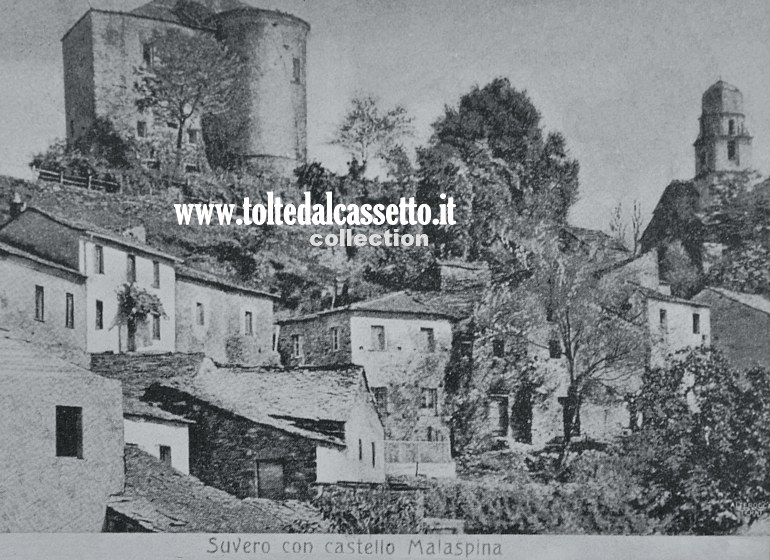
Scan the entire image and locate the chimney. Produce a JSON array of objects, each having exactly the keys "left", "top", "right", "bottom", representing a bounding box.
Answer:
[
  {"left": 9, "top": 192, "right": 26, "bottom": 219},
  {"left": 658, "top": 282, "right": 672, "bottom": 296},
  {"left": 122, "top": 225, "right": 147, "bottom": 243}
]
